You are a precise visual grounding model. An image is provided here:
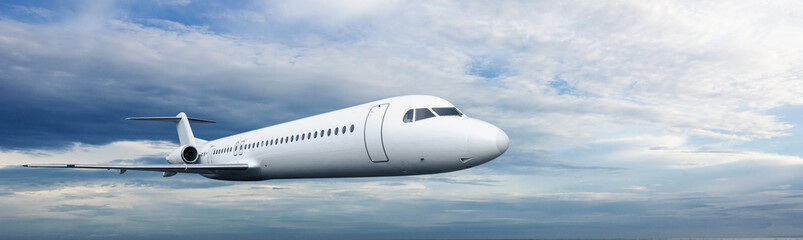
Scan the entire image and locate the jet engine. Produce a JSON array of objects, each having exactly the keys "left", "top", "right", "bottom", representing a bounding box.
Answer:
[{"left": 166, "top": 145, "right": 199, "bottom": 164}]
